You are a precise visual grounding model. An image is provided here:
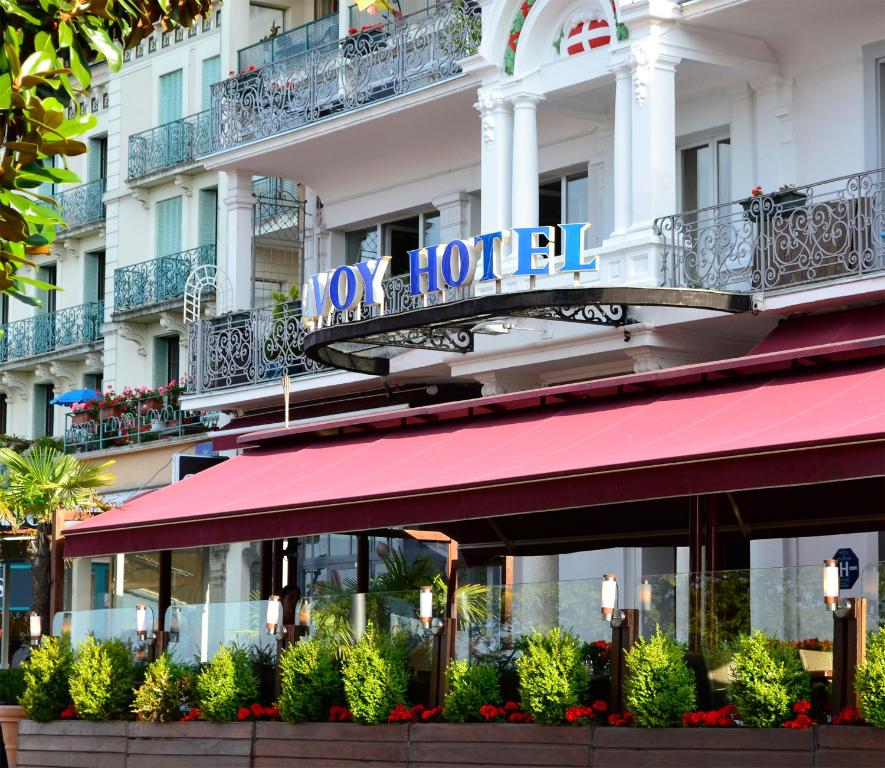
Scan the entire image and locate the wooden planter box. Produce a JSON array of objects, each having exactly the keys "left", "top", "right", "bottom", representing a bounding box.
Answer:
[
  {"left": 127, "top": 722, "right": 253, "bottom": 768},
  {"left": 14, "top": 720, "right": 884, "bottom": 767},
  {"left": 17, "top": 720, "right": 127, "bottom": 768}
]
